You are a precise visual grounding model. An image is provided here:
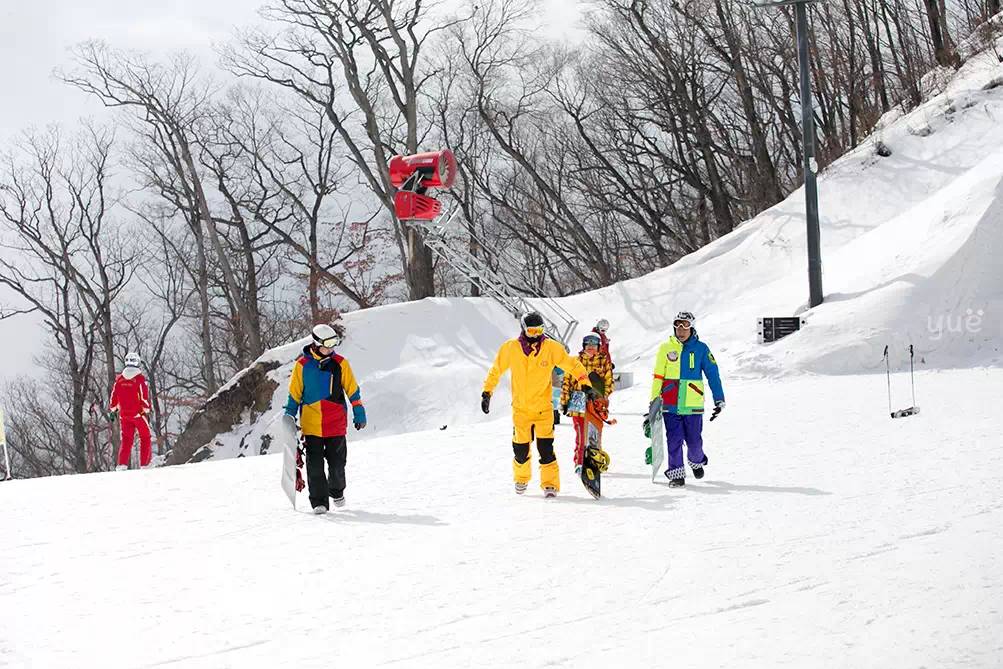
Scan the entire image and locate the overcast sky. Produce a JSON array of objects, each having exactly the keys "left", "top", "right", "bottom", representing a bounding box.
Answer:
[{"left": 0, "top": 0, "right": 581, "bottom": 381}]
